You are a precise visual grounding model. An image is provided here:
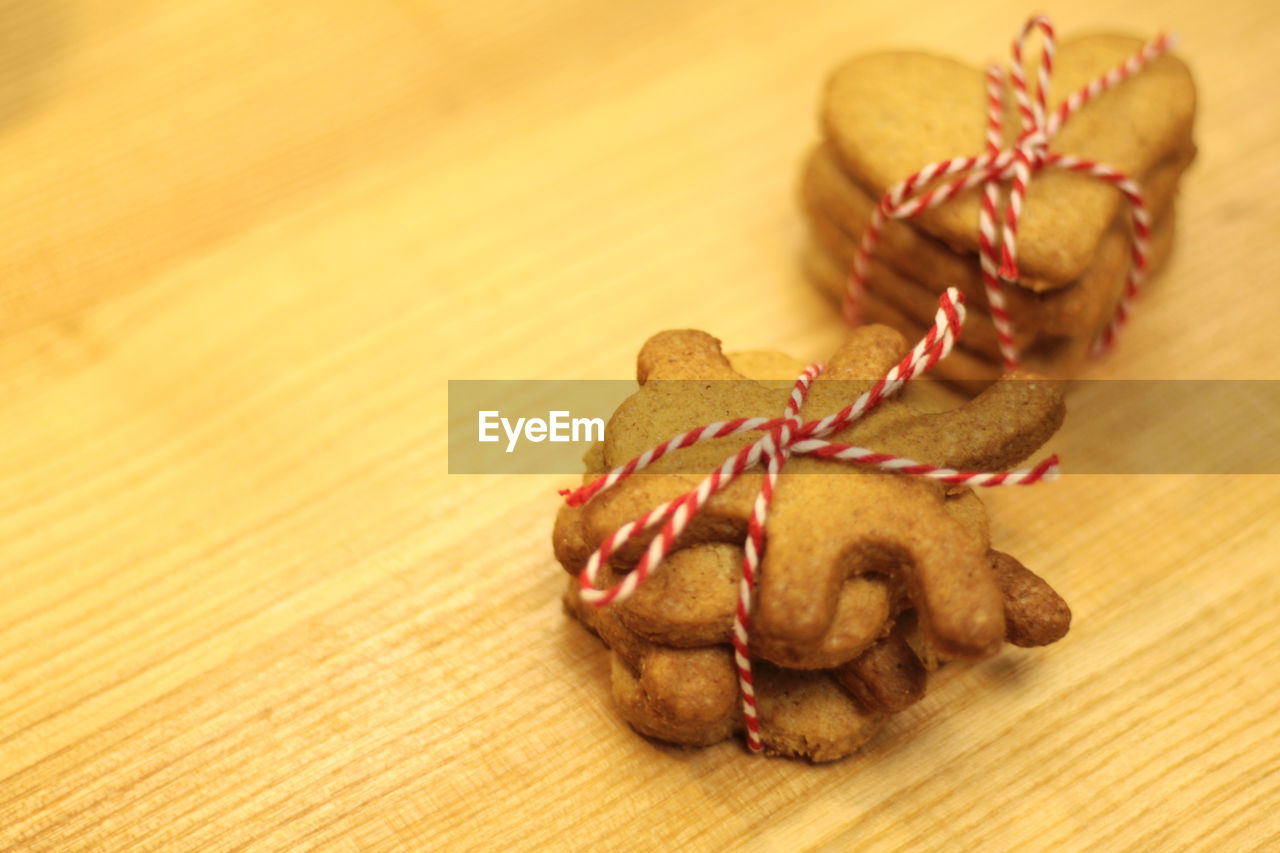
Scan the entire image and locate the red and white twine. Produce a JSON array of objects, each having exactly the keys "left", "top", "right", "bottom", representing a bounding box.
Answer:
[
  {"left": 845, "top": 16, "right": 1175, "bottom": 366},
  {"left": 562, "top": 288, "right": 1060, "bottom": 753}
]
